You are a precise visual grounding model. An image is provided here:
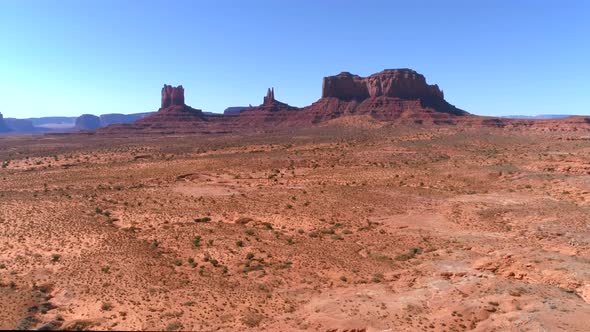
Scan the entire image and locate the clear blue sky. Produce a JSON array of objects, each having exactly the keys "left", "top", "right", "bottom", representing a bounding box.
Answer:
[{"left": 1, "top": 0, "right": 589, "bottom": 118}]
